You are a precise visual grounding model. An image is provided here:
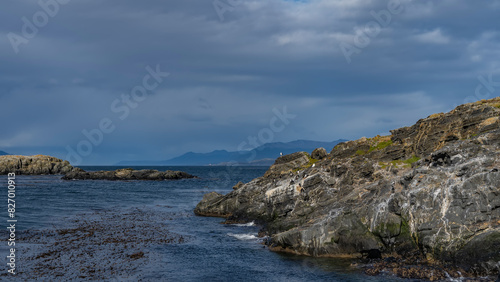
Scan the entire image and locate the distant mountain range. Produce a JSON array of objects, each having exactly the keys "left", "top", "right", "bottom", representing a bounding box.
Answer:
[
  {"left": 117, "top": 139, "right": 347, "bottom": 166},
  {"left": 0, "top": 151, "right": 9, "bottom": 156}
]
